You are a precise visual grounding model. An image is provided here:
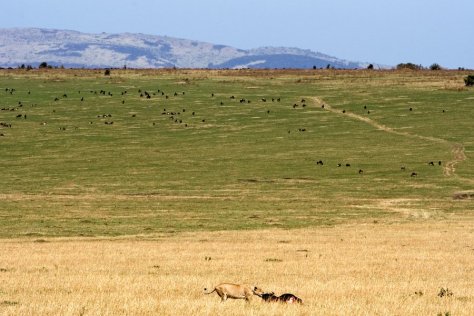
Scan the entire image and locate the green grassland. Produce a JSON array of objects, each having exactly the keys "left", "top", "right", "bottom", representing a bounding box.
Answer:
[{"left": 0, "top": 69, "right": 473, "bottom": 238}]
